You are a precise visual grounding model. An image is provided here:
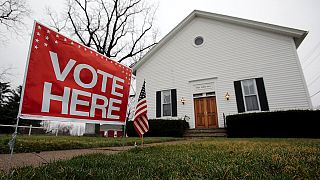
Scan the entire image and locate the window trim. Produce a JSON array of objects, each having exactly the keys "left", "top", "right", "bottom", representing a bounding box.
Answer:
[
  {"left": 161, "top": 90, "right": 172, "bottom": 116},
  {"left": 192, "top": 35, "right": 205, "bottom": 47},
  {"left": 240, "top": 79, "right": 261, "bottom": 112}
]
